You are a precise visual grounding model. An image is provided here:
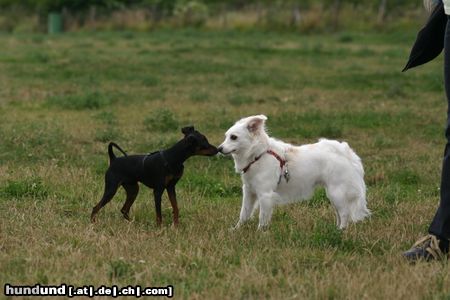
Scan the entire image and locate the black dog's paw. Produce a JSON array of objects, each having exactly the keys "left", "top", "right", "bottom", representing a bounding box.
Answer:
[{"left": 121, "top": 211, "right": 132, "bottom": 222}]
